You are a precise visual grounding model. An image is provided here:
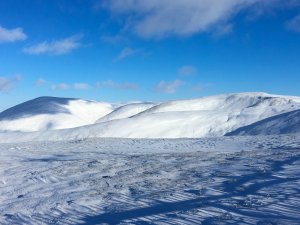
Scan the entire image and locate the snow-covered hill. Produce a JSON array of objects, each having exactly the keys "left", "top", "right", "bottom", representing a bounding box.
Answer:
[
  {"left": 226, "top": 109, "right": 300, "bottom": 136},
  {"left": 0, "top": 97, "right": 113, "bottom": 132},
  {"left": 0, "top": 92, "right": 300, "bottom": 142},
  {"left": 96, "top": 102, "right": 156, "bottom": 123}
]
